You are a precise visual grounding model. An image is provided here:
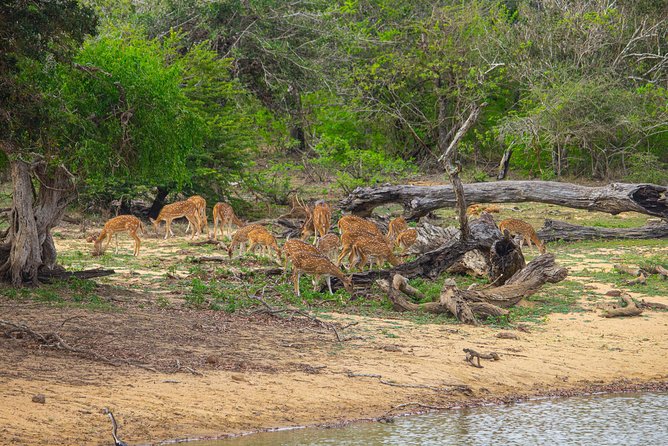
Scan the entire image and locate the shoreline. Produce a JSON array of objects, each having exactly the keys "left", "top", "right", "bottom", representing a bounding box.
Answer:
[{"left": 164, "top": 379, "right": 668, "bottom": 445}]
